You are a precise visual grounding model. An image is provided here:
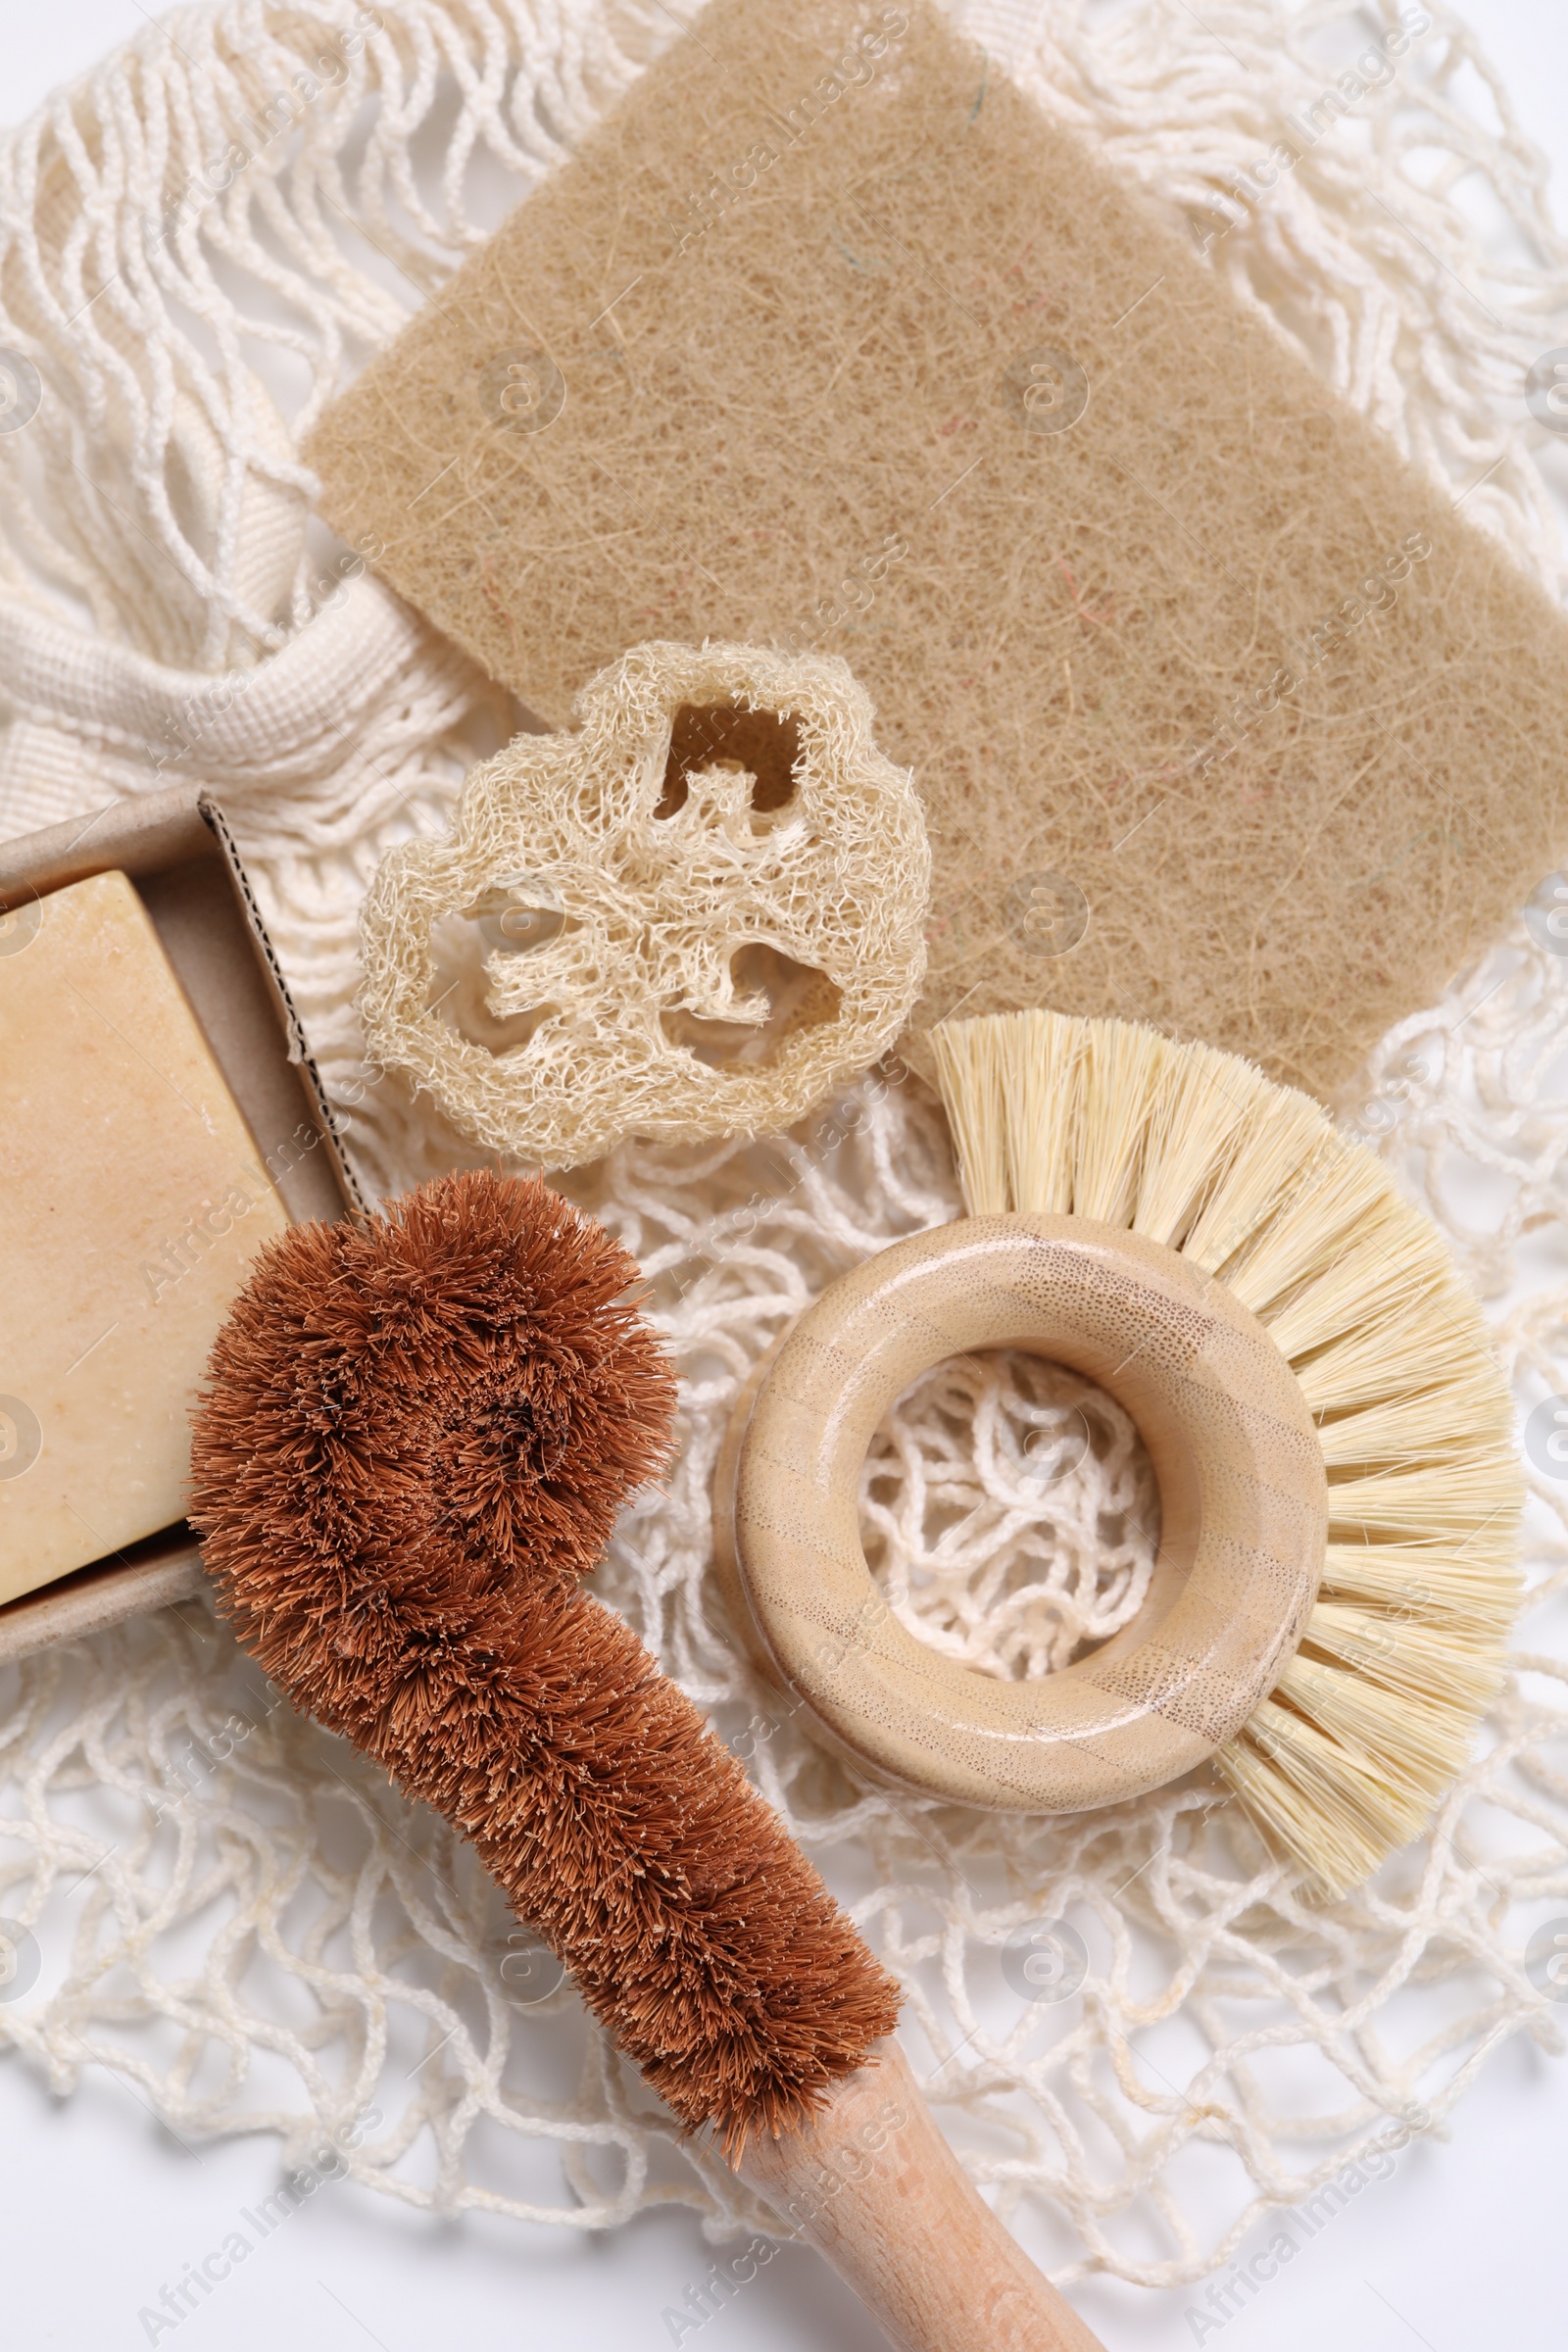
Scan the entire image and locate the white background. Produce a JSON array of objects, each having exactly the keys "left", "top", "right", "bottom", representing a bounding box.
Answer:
[{"left": 1, "top": 4, "right": 1565, "bottom": 2349}]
